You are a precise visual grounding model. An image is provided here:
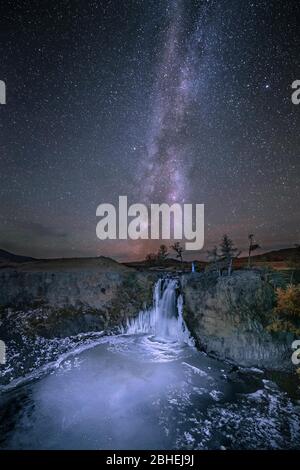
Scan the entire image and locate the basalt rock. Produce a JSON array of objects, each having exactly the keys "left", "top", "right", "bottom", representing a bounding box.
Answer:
[
  {"left": 182, "top": 270, "right": 294, "bottom": 371},
  {"left": 0, "top": 258, "right": 157, "bottom": 339}
]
